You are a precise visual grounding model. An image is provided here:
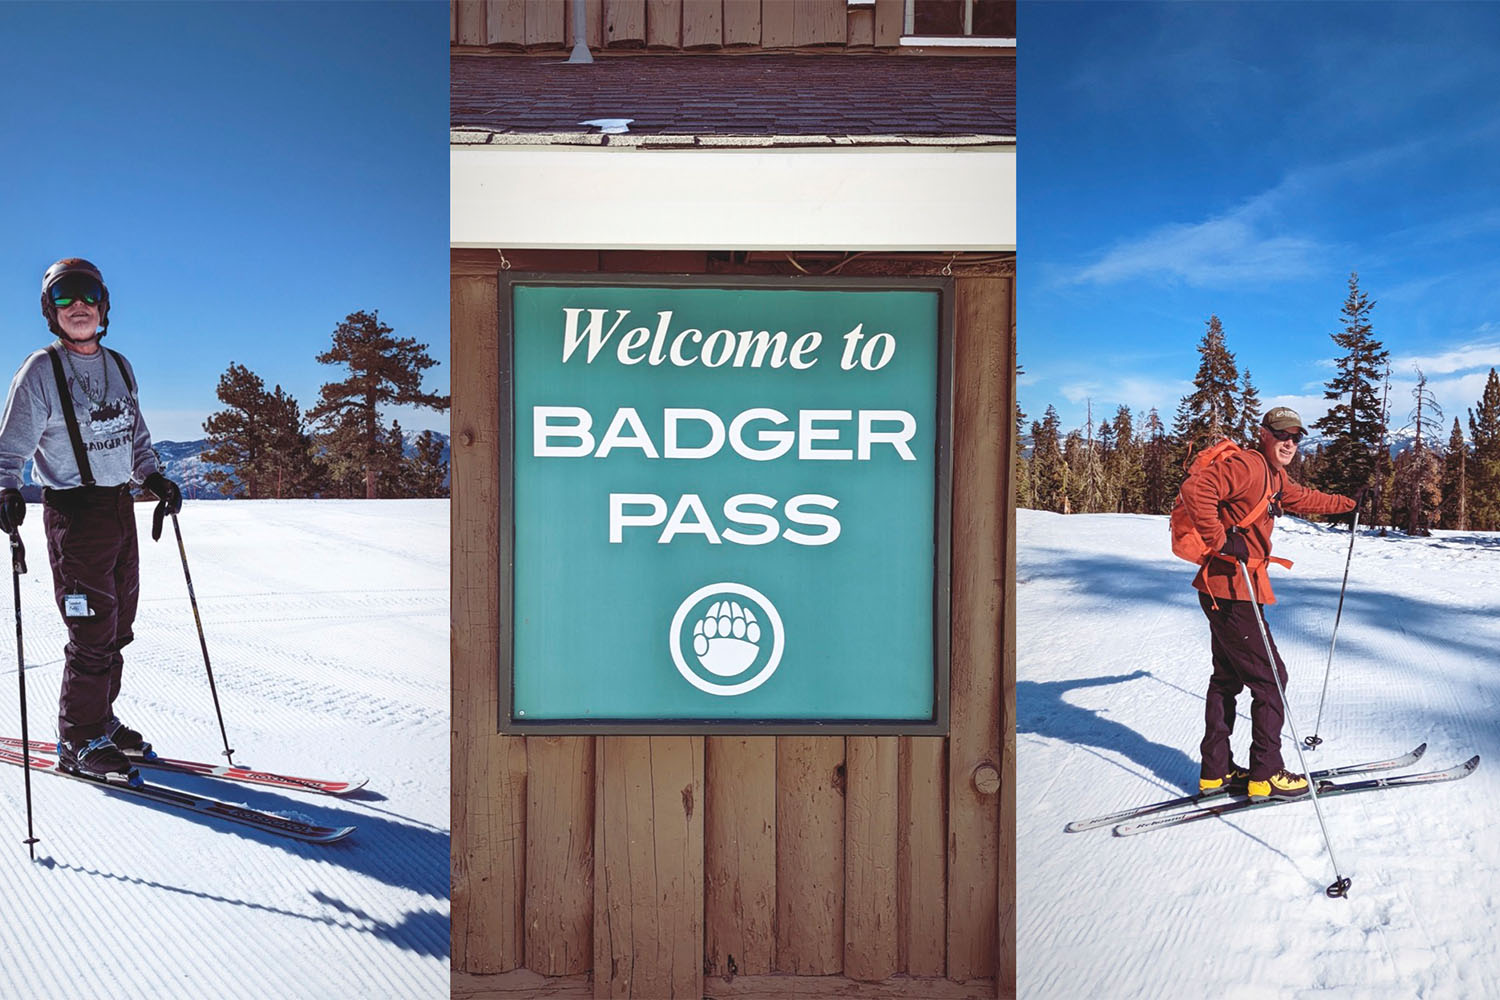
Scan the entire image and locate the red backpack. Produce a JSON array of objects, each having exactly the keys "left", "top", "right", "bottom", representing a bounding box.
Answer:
[{"left": 1169, "top": 438, "right": 1287, "bottom": 568}]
